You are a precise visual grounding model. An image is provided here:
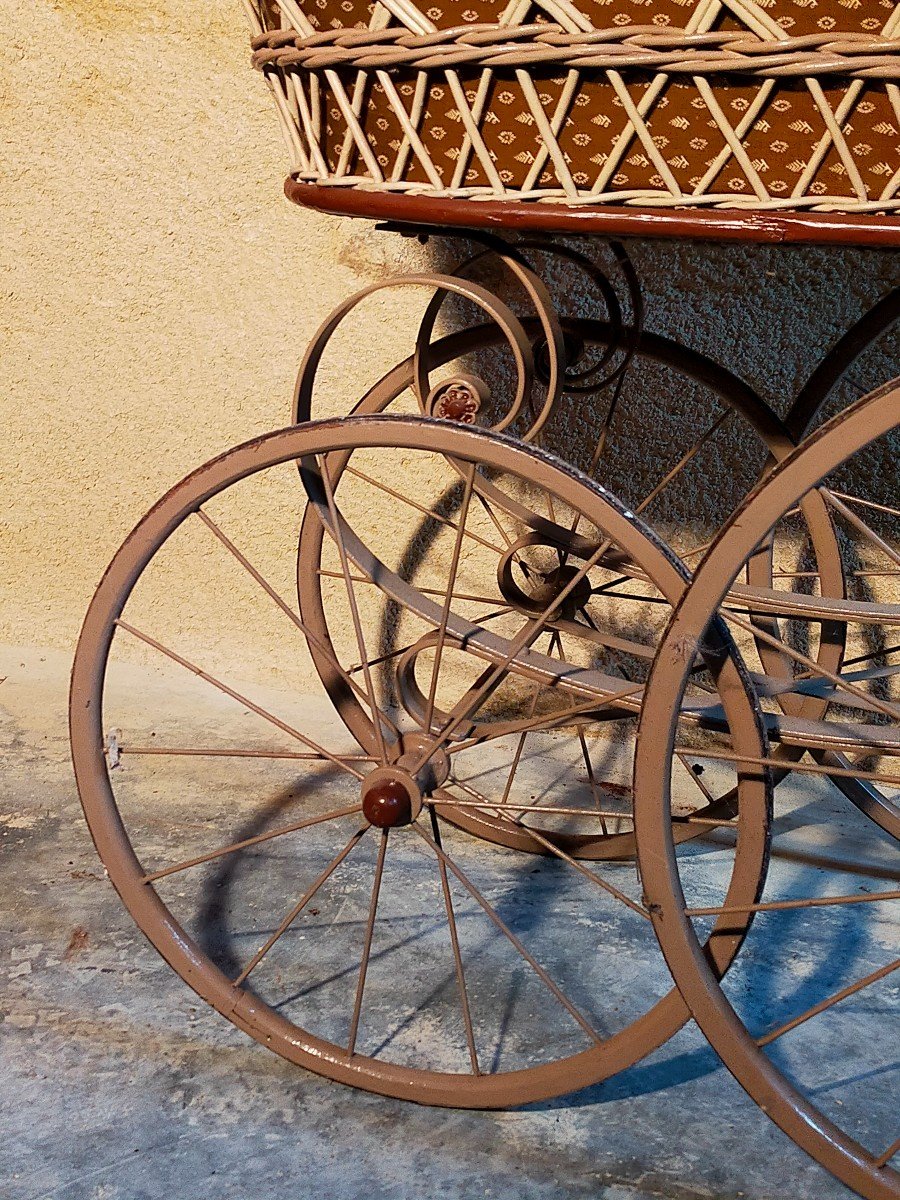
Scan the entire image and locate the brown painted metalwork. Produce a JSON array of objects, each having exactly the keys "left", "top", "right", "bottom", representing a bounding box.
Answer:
[
  {"left": 288, "top": 240, "right": 877, "bottom": 856},
  {"left": 68, "top": 206, "right": 898, "bottom": 1192},
  {"left": 788, "top": 287, "right": 900, "bottom": 437},
  {"left": 65, "top": 4, "right": 900, "bottom": 1193},
  {"left": 71, "top": 415, "right": 773, "bottom": 1106},
  {"left": 634, "top": 380, "right": 900, "bottom": 1200}
]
